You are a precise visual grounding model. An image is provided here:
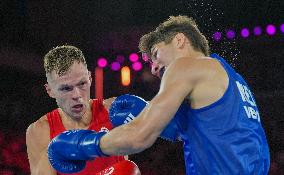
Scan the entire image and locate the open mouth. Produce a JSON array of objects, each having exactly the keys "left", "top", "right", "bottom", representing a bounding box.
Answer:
[
  {"left": 73, "top": 104, "right": 83, "bottom": 108},
  {"left": 72, "top": 104, "right": 84, "bottom": 112}
]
